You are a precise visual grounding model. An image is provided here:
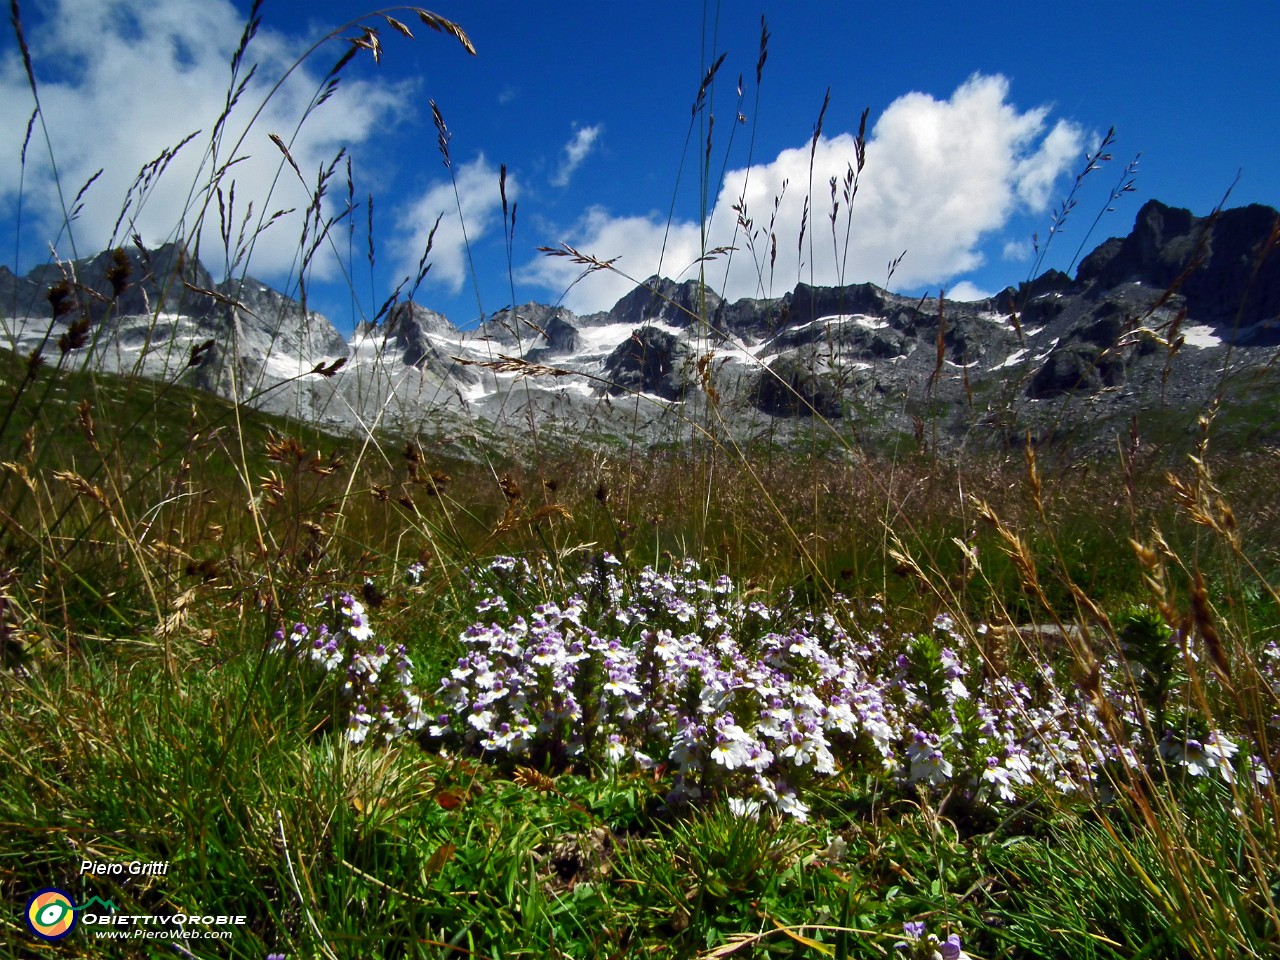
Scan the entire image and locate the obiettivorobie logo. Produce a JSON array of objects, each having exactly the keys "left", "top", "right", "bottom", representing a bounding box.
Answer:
[
  {"left": 25, "top": 859, "right": 248, "bottom": 944},
  {"left": 25, "top": 889, "right": 118, "bottom": 941},
  {"left": 25, "top": 885, "right": 248, "bottom": 944}
]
